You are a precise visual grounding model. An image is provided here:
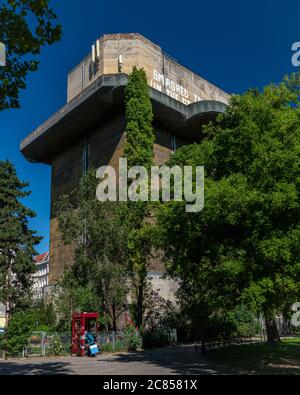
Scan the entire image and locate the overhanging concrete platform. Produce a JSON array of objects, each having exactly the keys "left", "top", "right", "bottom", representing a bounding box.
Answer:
[{"left": 20, "top": 74, "right": 227, "bottom": 164}]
